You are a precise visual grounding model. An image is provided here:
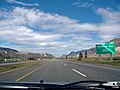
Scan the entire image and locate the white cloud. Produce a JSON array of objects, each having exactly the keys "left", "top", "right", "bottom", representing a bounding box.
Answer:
[
  {"left": 72, "top": 1, "right": 93, "bottom": 8},
  {"left": 0, "top": 25, "right": 61, "bottom": 46},
  {"left": 6, "top": 0, "right": 39, "bottom": 6},
  {"left": 0, "top": 7, "right": 120, "bottom": 56},
  {"left": 78, "top": 1, "right": 93, "bottom": 8},
  {"left": 38, "top": 42, "right": 65, "bottom": 47},
  {"left": 98, "top": 23, "right": 120, "bottom": 34},
  {"left": 71, "top": 23, "right": 97, "bottom": 31},
  {"left": 97, "top": 8, "right": 120, "bottom": 23},
  {"left": 1, "top": 7, "right": 79, "bottom": 32},
  {"left": 96, "top": 8, "right": 120, "bottom": 42},
  {"left": 100, "top": 35, "right": 117, "bottom": 42}
]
